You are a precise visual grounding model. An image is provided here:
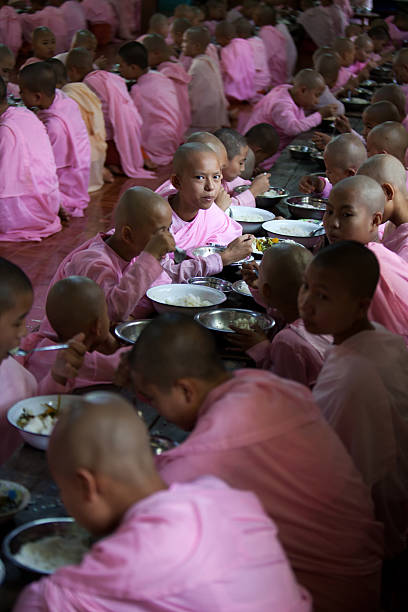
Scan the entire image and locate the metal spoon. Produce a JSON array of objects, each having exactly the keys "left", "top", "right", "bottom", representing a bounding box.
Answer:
[
  {"left": 10, "top": 343, "right": 70, "bottom": 357},
  {"left": 174, "top": 247, "right": 187, "bottom": 264}
]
